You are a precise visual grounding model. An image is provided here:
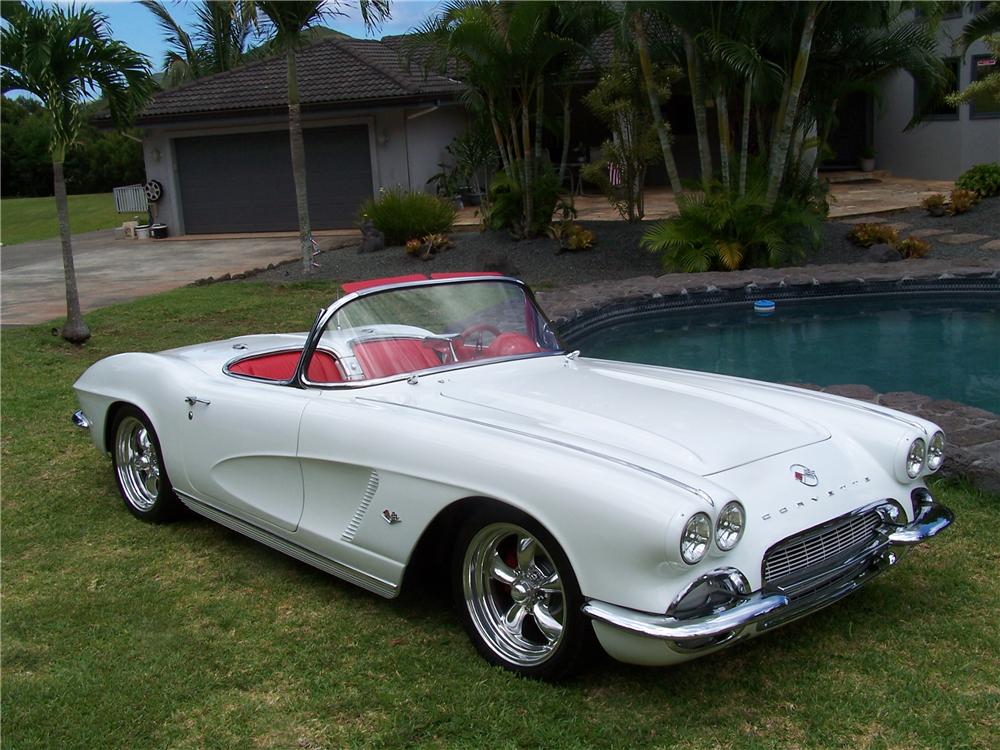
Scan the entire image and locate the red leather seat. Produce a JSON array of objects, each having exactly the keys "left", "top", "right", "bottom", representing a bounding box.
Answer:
[
  {"left": 229, "top": 350, "right": 343, "bottom": 382},
  {"left": 352, "top": 338, "right": 441, "bottom": 379}
]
